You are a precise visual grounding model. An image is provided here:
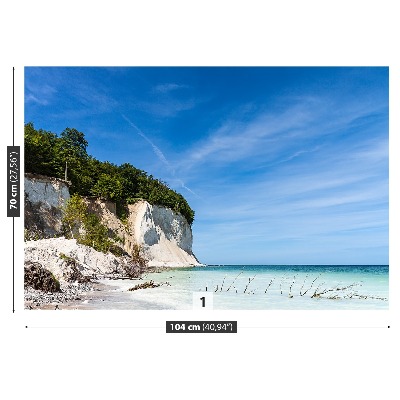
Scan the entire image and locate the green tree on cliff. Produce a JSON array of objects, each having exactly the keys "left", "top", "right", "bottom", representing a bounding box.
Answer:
[
  {"left": 24, "top": 123, "right": 61, "bottom": 177},
  {"left": 24, "top": 122, "right": 195, "bottom": 225}
]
